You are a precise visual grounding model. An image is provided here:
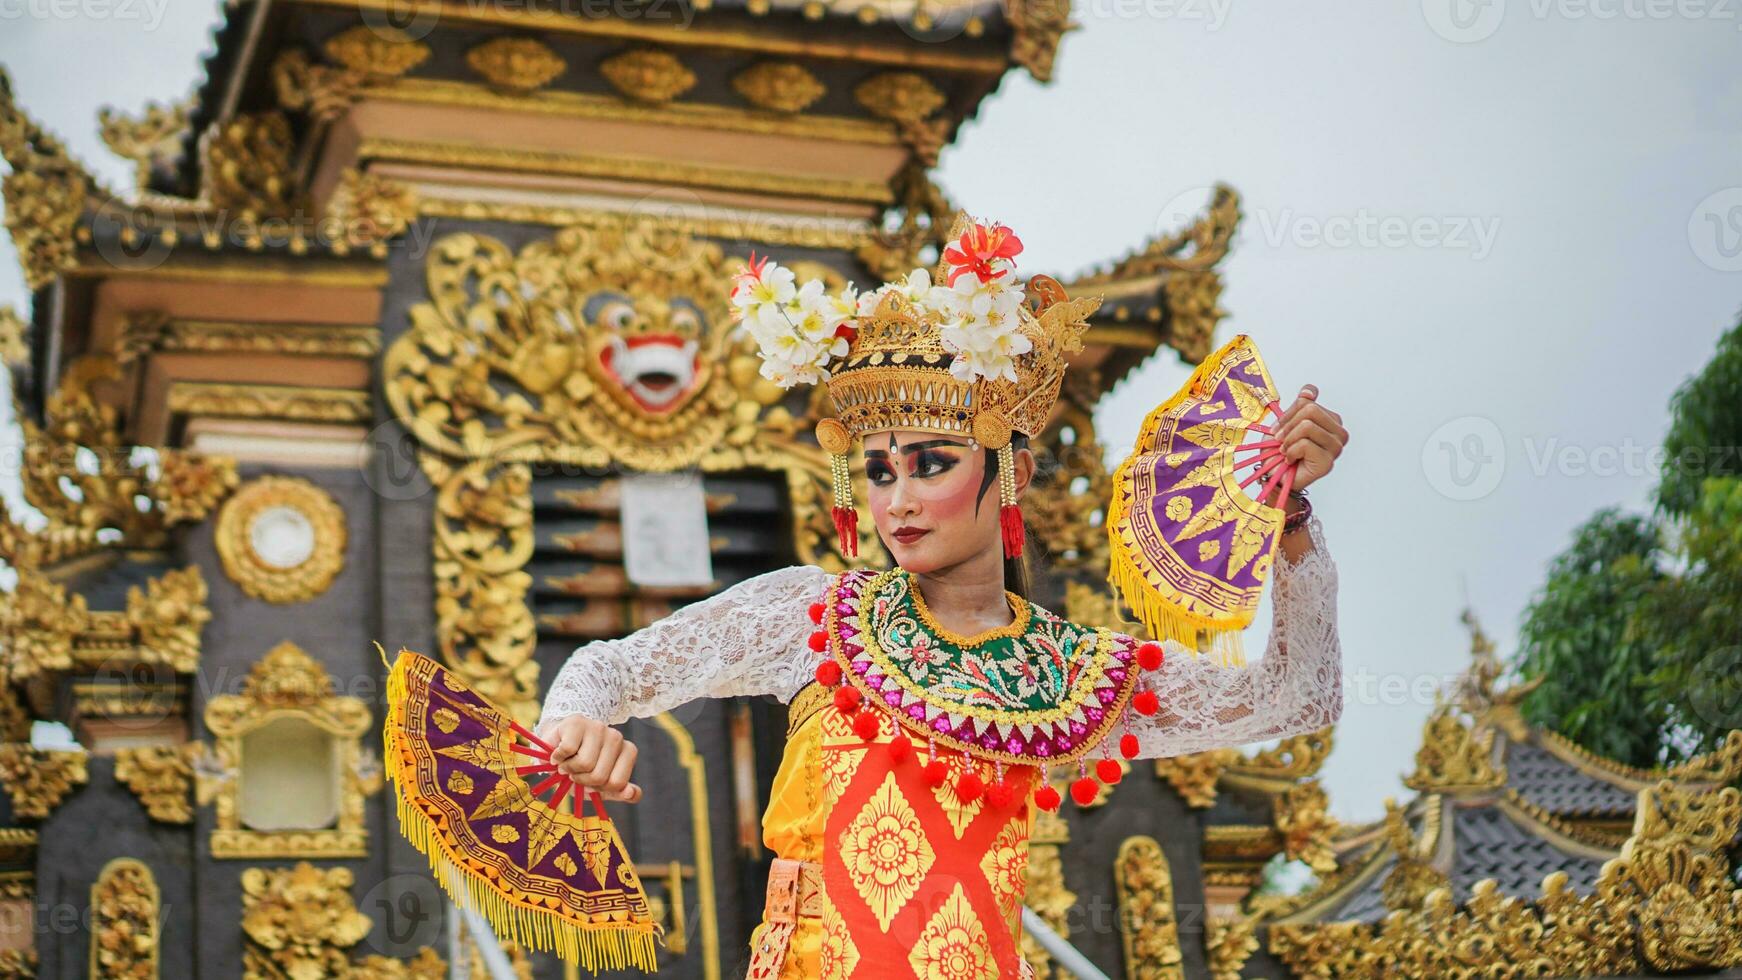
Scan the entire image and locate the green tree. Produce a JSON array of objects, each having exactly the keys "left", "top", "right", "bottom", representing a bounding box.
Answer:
[
  {"left": 1516, "top": 510, "right": 1669, "bottom": 767},
  {"left": 1516, "top": 316, "right": 1742, "bottom": 766},
  {"left": 1658, "top": 319, "right": 1742, "bottom": 515},
  {"left": 1641, "top": 476, "right": 1742, "bottom": 758}
]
